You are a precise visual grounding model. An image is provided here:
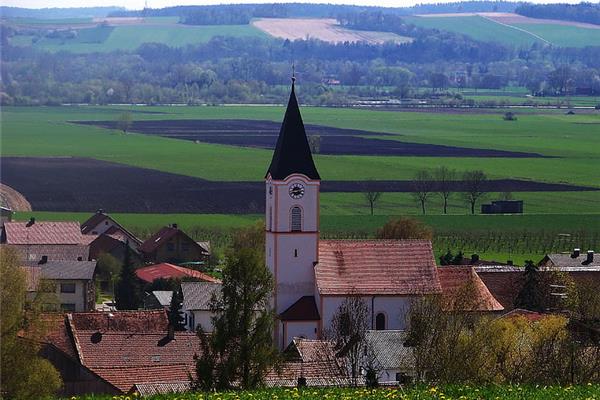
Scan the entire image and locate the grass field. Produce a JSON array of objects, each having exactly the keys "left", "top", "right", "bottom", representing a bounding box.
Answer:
[
  {"left": 404, "top": 16, "right": 541, "bottom": 47},
  {"left": 513, "top": 23, "right": 600, "bottom": 48},
  {"left": 3, "top": 106, "right": 600, "bottom": 185},
  {"left": 59, "top": 384, "right": 600, "bottom": 400},
  {"left": 405, "top": 15, "right": 600, "bottom": 47},
  {"left": 8, "top": 23, "right": 267, "bottom": 53}
]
